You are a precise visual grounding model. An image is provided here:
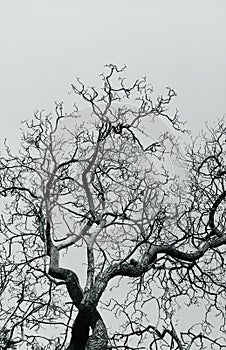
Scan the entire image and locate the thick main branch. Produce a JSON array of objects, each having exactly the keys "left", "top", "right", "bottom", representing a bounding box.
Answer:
[{"left": 45, "top": 220, "right": 108, "bottom": 350}]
